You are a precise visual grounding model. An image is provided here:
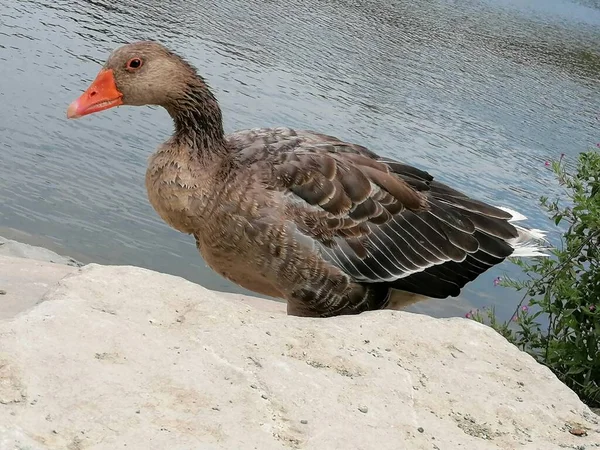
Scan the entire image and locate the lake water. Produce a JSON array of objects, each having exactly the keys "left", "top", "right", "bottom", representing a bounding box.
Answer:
[{"left": 0, "top": 0, "right": 598, "bottom": 318}]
